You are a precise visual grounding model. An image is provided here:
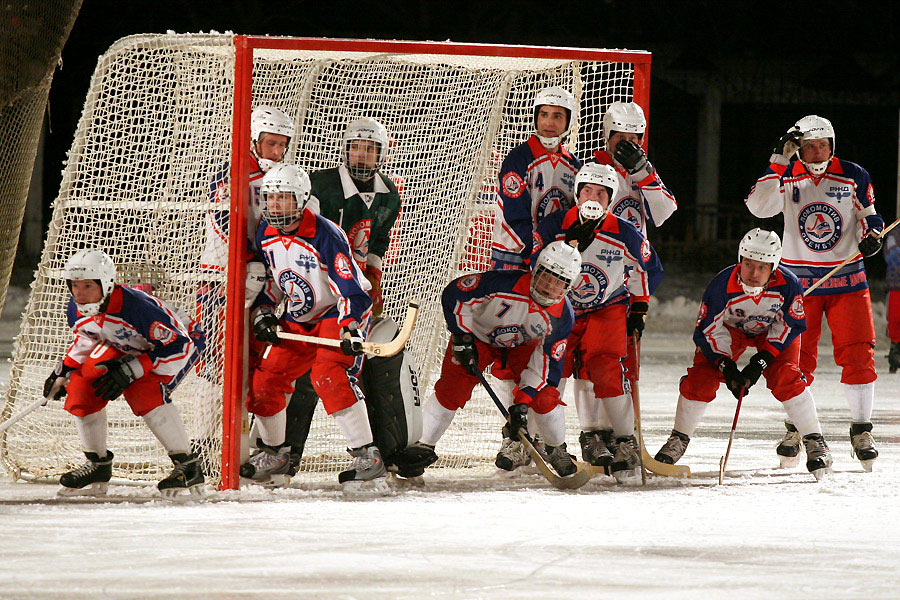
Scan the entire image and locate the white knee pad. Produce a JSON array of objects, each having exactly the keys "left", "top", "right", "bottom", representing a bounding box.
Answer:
[
  {"left": 845, "top": 382, "right": 874, "bottom": 423},
  {"left": 781, "top": 389, "right": 821, "bottom": 437},
  {"left": 143, "top": 403, "right": 191, "bottom": 454},
  {"left": 673, "top": 395, "right": 708, "bottom": 437},
  {"left": 532, "top": 405, "right": 566, "bottom": 447},
  {"left": 420, "top": 394, "right": 456, "bottom": 446},
  {"left": 574, "top": 379, "right": 604, "bottom": 430},
  {"left": 75, "top": 408, "right": 108, "bottom": 456},
  {"left": 332, "top": 401, "right": 373, "bottom": 449},
  {"left": 602, "top": 394, "right": 634, "bottom": 438}
]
